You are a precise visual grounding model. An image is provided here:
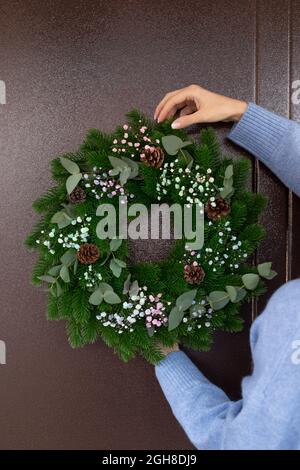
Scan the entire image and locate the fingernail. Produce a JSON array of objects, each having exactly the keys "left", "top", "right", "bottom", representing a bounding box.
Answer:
[
  {"left": 171, "top": 121, "right": 179, "bottom": 129},
  {"left": 157, "top": 117, "right": 160, "bottom": 123}
]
